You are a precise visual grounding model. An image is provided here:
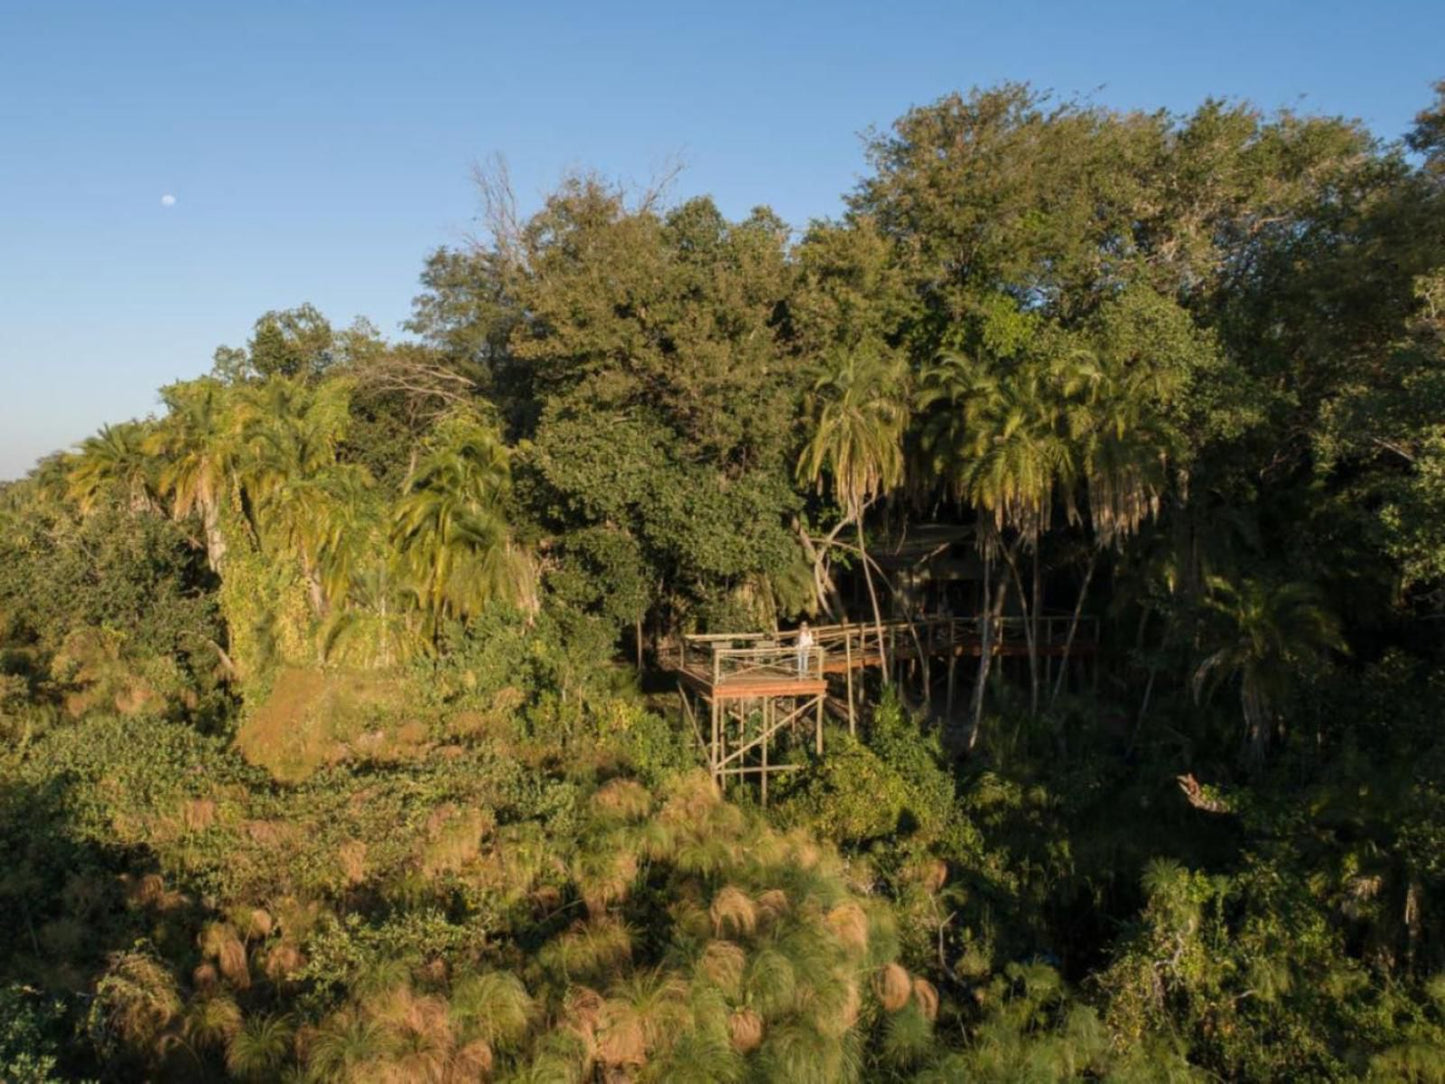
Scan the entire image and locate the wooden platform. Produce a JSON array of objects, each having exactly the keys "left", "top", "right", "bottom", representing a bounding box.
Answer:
[
  {"left": 677, "top": 667, "right": 827, "bottom": 701},
  {"left": 674, "top": 614, "right": 1098, "bottom": 702},
  {"left": 673, "top": 613, "right": 1101, "bottom": 801}
]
